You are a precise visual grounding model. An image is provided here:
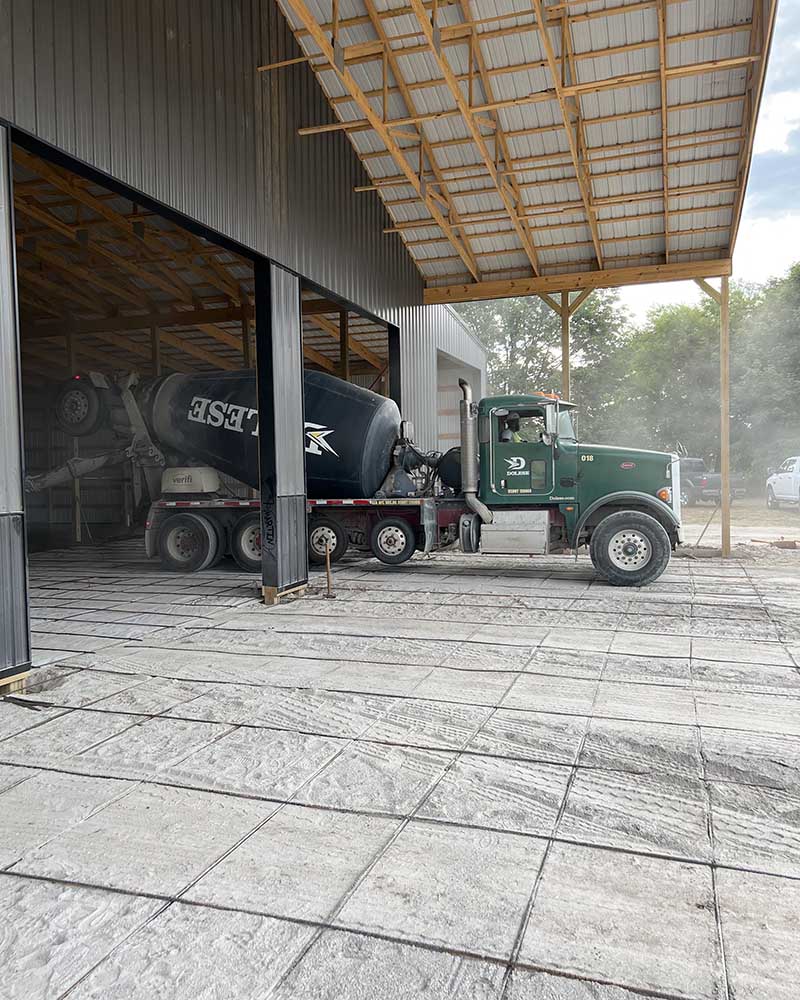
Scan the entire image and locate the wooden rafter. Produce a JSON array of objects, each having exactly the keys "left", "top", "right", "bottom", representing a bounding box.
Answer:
[
  {"left": 279, "top": 0, "right": 479, "bottom": 279},
  {"left": 406, "top": 0, "right": 540, "bottom": 275},
  {"left": 361, "top": 0, "right": 477, "bottom": 277},
  {"left": 657, "top": 0, "right": 670, "bottom": 263},
  {"left": 531, "top": 0, "right": 602, "bottom": 266}
]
